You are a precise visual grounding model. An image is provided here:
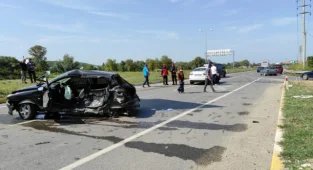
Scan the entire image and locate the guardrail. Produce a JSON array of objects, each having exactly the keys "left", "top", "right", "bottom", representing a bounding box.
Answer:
[{"left": 283, "top": 69, "right": 306, "bottom": 74}]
